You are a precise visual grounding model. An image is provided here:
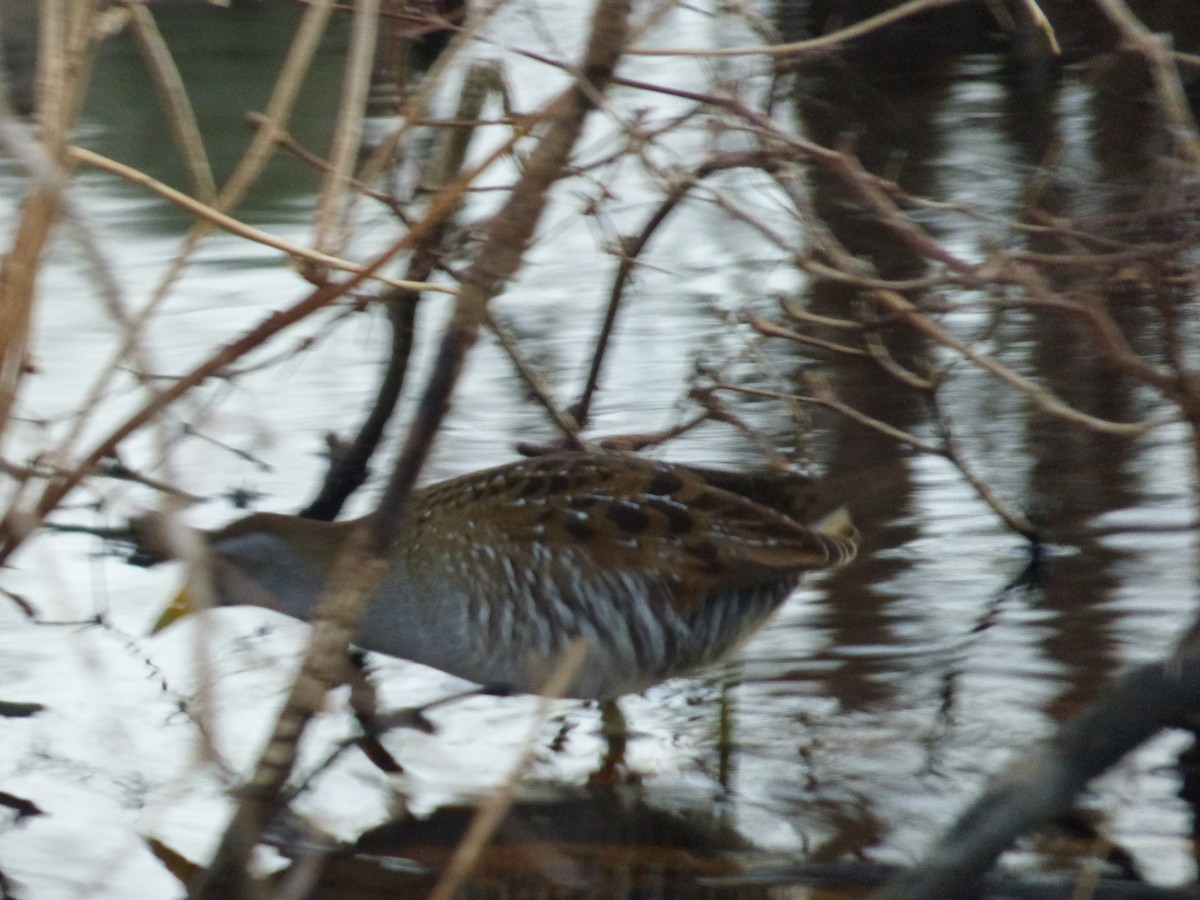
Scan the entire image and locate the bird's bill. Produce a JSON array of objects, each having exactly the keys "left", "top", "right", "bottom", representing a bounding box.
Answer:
[
  {"left": 814, "top": 505, "right": 856, "bottom": 540},
  {"left": 151, "top": 588, "right": 192, "bottom": 634}
]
